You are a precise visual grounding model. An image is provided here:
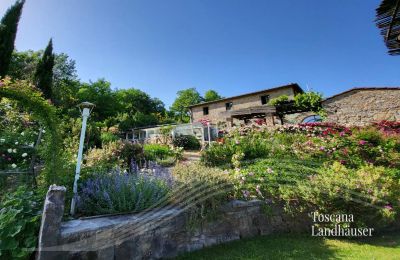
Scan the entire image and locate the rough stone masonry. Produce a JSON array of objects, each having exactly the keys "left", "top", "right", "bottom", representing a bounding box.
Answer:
[{"left": 37, "top": 186, "right": 310, "bottom": 260}]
